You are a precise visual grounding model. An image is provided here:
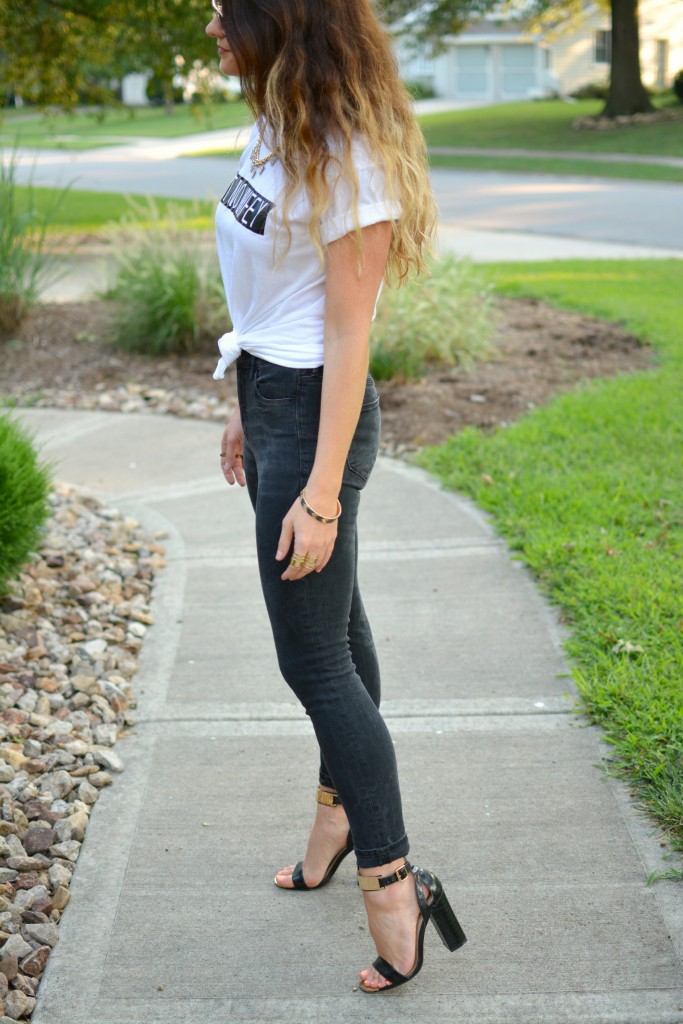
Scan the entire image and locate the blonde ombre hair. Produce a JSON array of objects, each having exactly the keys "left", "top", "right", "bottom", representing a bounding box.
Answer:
[{"left": 215, "top": 0, "right": 436, "bottom": 283}]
